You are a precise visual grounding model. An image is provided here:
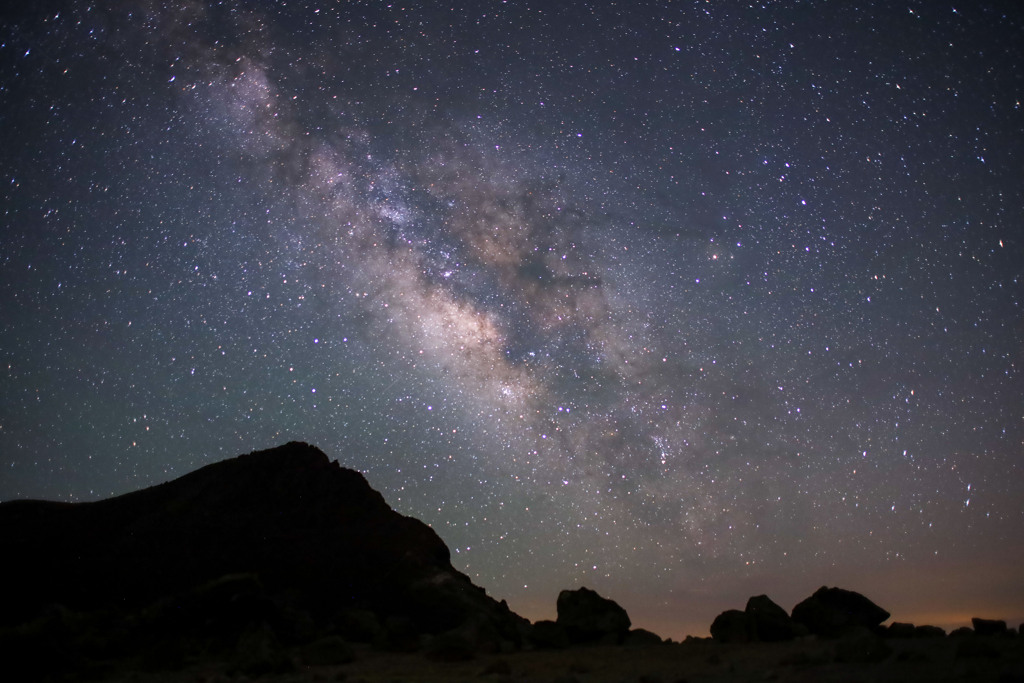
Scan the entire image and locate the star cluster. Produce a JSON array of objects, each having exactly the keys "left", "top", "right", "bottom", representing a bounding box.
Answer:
[{"left": 2, "top": 1, "right": 1022, "bottom": 638}]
